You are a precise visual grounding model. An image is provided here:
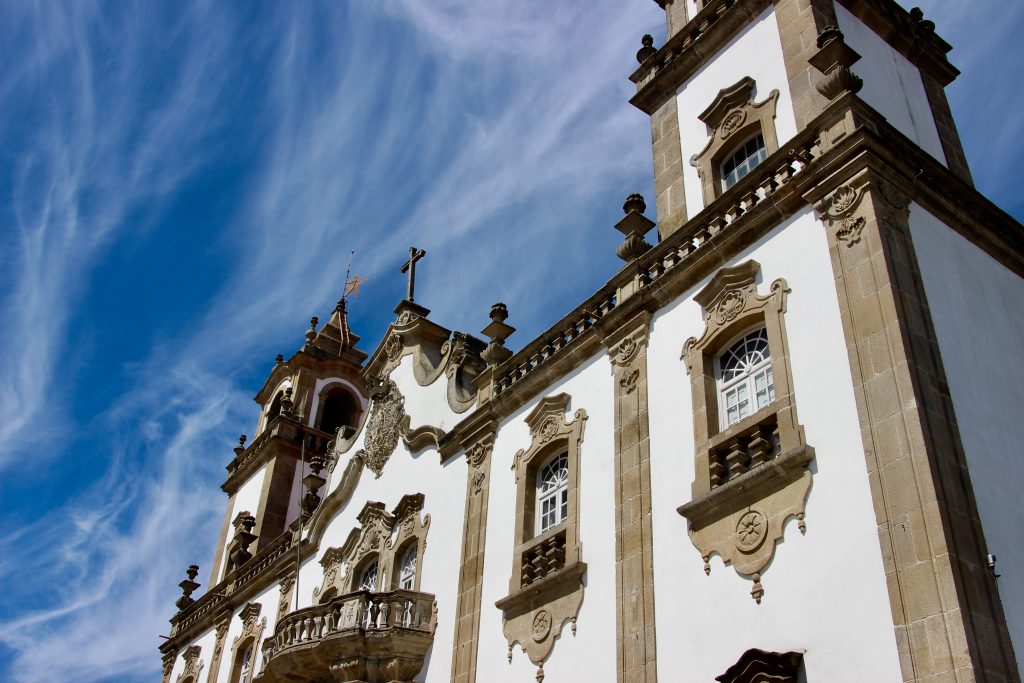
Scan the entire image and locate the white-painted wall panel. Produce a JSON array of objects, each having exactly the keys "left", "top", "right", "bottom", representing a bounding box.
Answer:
[
  {"left": 908, "top": 204, "right": 1024, "bottom": 656},
  {"left": 221, "top": 467, "right": 267, "bottom": 581},
  {"left": 836, "top": 4, "right": 946, "bottom": 166},
  {"left": 647, "top": 208, "right": 904, "bottom": 680},
  {"left": 674, "top": 6, "right": 797, "bottom": 218},
  {"left": 476, "top": 355, "right": 618, "bottom": 682}
]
